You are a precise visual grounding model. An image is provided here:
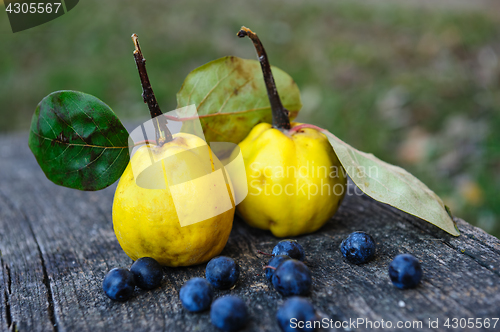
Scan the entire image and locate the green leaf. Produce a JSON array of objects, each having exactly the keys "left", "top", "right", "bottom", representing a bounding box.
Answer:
[
  {"left": 28, "top": 91, "right": 130, "bottom": 191},
  {"left": 177, "top": 56, "right": 302, "bottom": 144},
  {"left": 316, "top": 127, "right": 459, "bottom": 236}
]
